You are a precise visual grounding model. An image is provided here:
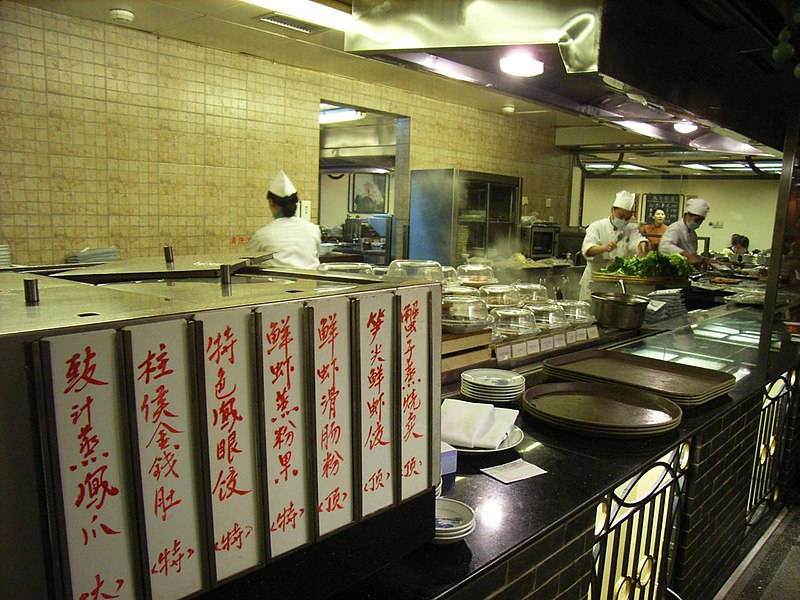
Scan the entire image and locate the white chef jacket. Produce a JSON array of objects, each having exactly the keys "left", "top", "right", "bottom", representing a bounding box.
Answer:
[
  {"left": 659, "top": 220, "right": 697, "bottom": 257},
  {"left": 578, "top": 217, "right": 648, "bottom": 301},
  {"left": 246, "top": 216, "right": 322, "bottom": 269}
]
